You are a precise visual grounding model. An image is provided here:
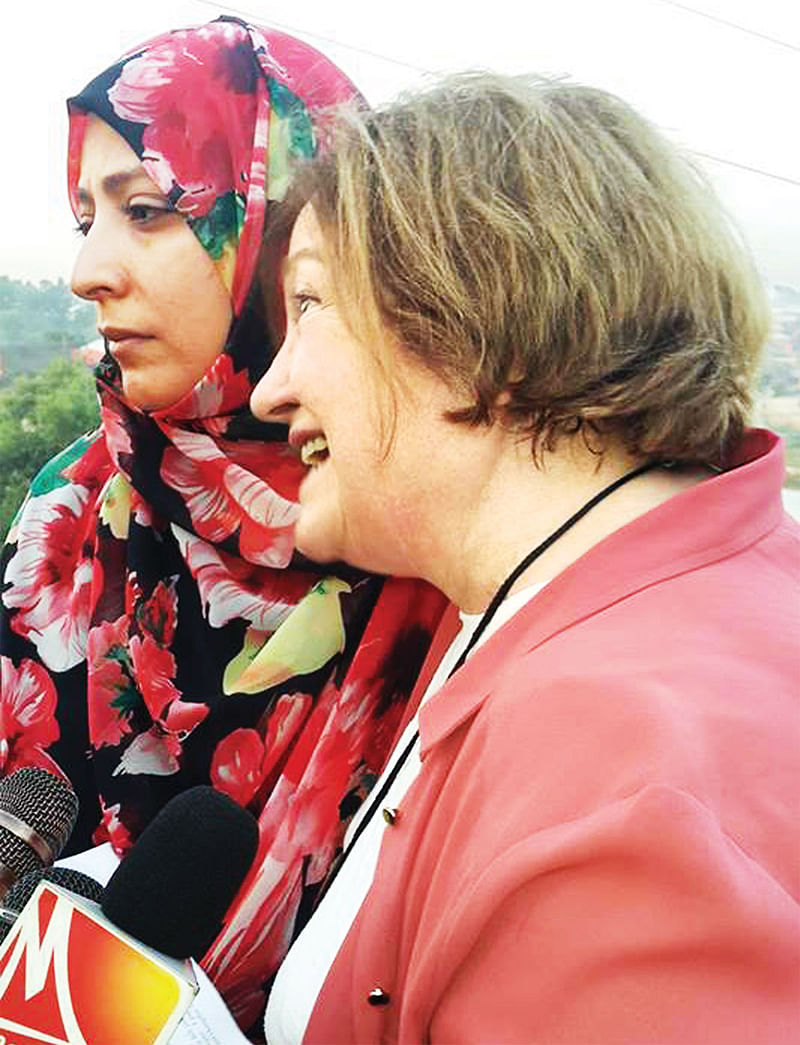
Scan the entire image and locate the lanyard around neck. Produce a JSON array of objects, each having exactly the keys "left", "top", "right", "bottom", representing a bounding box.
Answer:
[{"left": 313, "top": 458, "right": 660, "bottom": 908}]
